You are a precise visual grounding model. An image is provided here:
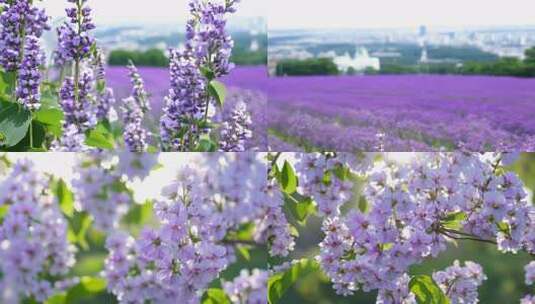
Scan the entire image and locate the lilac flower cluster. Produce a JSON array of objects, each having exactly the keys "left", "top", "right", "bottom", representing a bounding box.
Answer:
[
  {"left": 293, "top": 153, "right": 373, "bottom": 217},
  {"left": 122, "top": 63, "right": 150, "bottom": 152},
  {"left": 255, "top": 179, "right": 295, "bottom": 257},
  {"left": 288, "top": 152, "right": 535, "bottom": 302},
  {"left": 160, "top": 0, "right": 240, "bottom": 151},
  {"left": 160, "top": 49, "right": 207, "bottom": 151},
  {"left": 16, "top": 36, "right": 45, "bottom": 111},
  {"left": 54, "top": 0, "right": 96, "bottom": 66},
  {"left": 51, "top": 124, "right": 88, "bottom": 152},
  {"left": 187, "top": 0, "right": 239, "bottom": 77},
  {"left": 223, "top": 269, "right": 268, "bottom": 304},
  {"left": 219, "top": 101, "right": 253, "bottom": 152},
  {"left": 432, "top": 261, "right": 487, "bottom": 304},
  {"left": 54, "top": 69, "right": 98, "bottom": 150},
  {"left": 103, "top": 153, "right": 271, "bottom": 303},
  {"left": 0, "top": 0, "right": 49, "bottom": 110},
  {"left": 115, "top": 151, "right": 159, "bottom": 181},
  {"left": 71, "top": 153, "right": 135, "bottom": 231},
  {"left": 0, "top": 0, "right": 49, "bottom": 71},
  {"left": 0, "top": 160, "right": 76, "bottom": 303}
]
